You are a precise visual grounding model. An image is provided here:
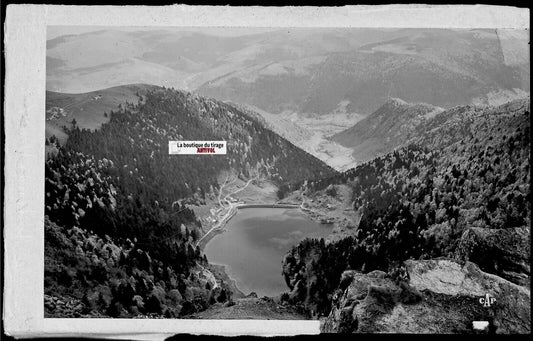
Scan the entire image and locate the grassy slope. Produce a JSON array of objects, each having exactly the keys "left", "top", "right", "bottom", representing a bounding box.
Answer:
[{"left": 45, "top": 84, "right": 157, "bottom": 143}]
